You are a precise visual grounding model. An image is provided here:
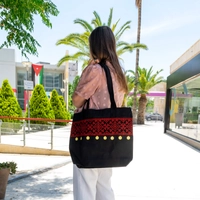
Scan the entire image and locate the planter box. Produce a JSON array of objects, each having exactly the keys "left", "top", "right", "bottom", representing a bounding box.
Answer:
[{"left": 0, "top": 168, "right": 10, "bottom": 200}]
